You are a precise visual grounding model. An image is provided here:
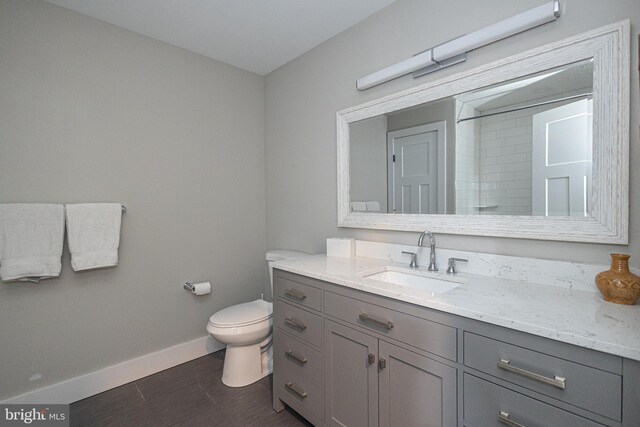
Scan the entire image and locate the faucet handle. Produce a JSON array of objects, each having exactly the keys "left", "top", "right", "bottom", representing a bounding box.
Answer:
[
  {"left": 447, "top": 257, "right": 468, "bottom": 274},
  {"left": 401, "top": 251, "right": 418, "bottom": 269}
]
